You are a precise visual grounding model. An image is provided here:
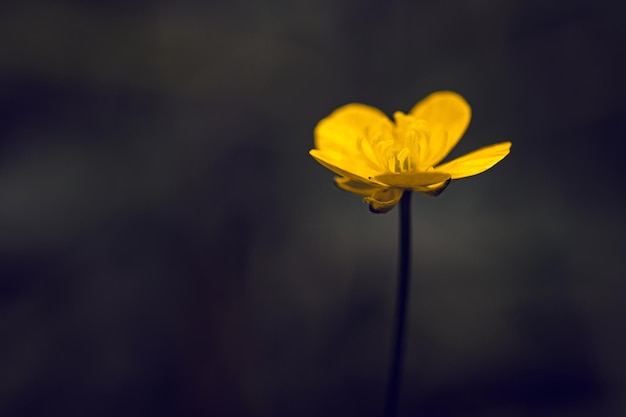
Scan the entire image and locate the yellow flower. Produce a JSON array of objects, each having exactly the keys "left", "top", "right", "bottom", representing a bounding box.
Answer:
[{"left": 309, "top": 91, "right": 511, "bottom": 213}]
